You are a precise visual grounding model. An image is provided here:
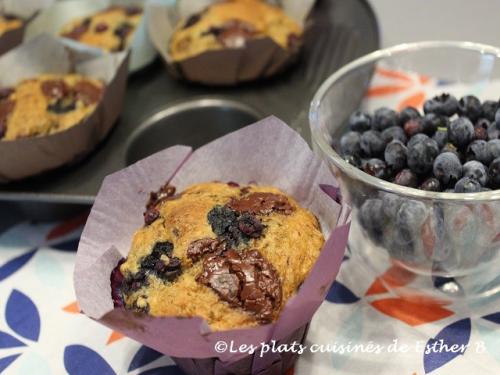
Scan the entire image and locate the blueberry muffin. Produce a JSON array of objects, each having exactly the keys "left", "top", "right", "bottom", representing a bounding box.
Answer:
[
  {"left": 60, "top": 5, "right": 143, "bottom": 52},
  {"left": 0, "top": 74, "right": 104, "bottom": 140},
  {"left": 0, "top": 14, "right": 23, "bottom": 36},
  {"left": 111, "top": 182, "right": 324, "bottom": 331},
  {"left": 169, "top": 0, "right": 302, "bottom": 62}
]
